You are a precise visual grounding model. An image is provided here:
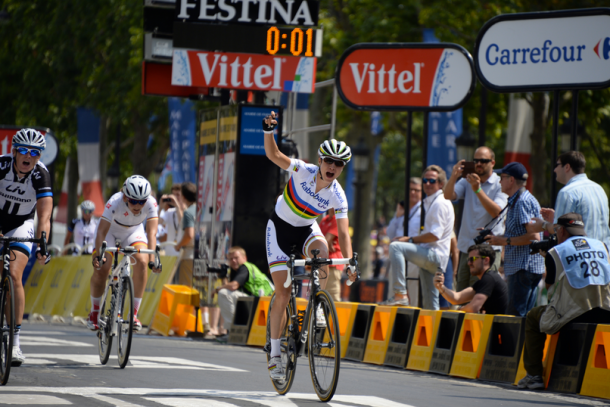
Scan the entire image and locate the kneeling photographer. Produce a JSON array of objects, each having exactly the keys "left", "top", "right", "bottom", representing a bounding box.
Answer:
[{"left": 518, "top": 213, "right": 610, "bottom": 390}]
